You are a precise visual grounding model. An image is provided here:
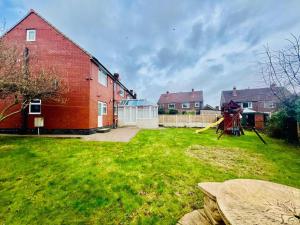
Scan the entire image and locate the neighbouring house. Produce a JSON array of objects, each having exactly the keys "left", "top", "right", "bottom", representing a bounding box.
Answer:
[
  {"left": 220, "top": 85, "right": 288, "bottom": 129},
  {"left": 0, "top": 9, "right": 135, "bottom": 134},
  {"left": 158, "top": 89, "right": 203, "bottom": 114}
]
